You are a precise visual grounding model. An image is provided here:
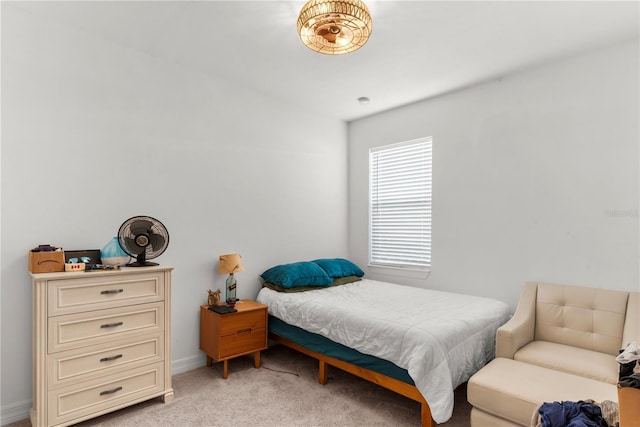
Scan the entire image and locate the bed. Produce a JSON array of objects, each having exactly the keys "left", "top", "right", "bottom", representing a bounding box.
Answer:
[{"left": 255, "top": 259, "right": 512, "bottom": 426}]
